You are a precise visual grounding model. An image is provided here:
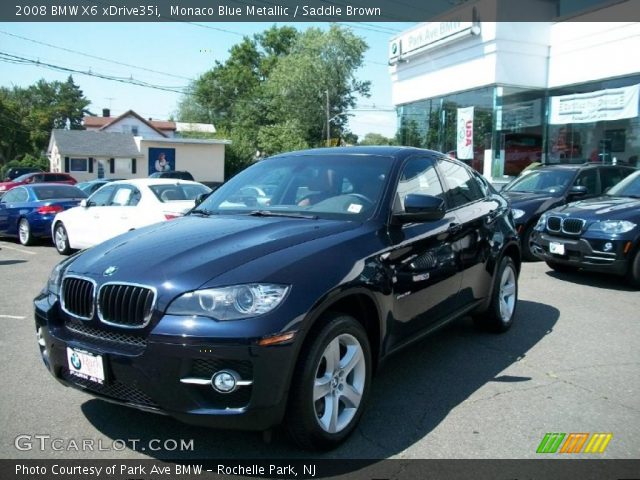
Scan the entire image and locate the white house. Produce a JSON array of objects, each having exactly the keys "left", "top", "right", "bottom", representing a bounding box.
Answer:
[{"left": 48, "top": 109, "right": 229, "bottom": 184}]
